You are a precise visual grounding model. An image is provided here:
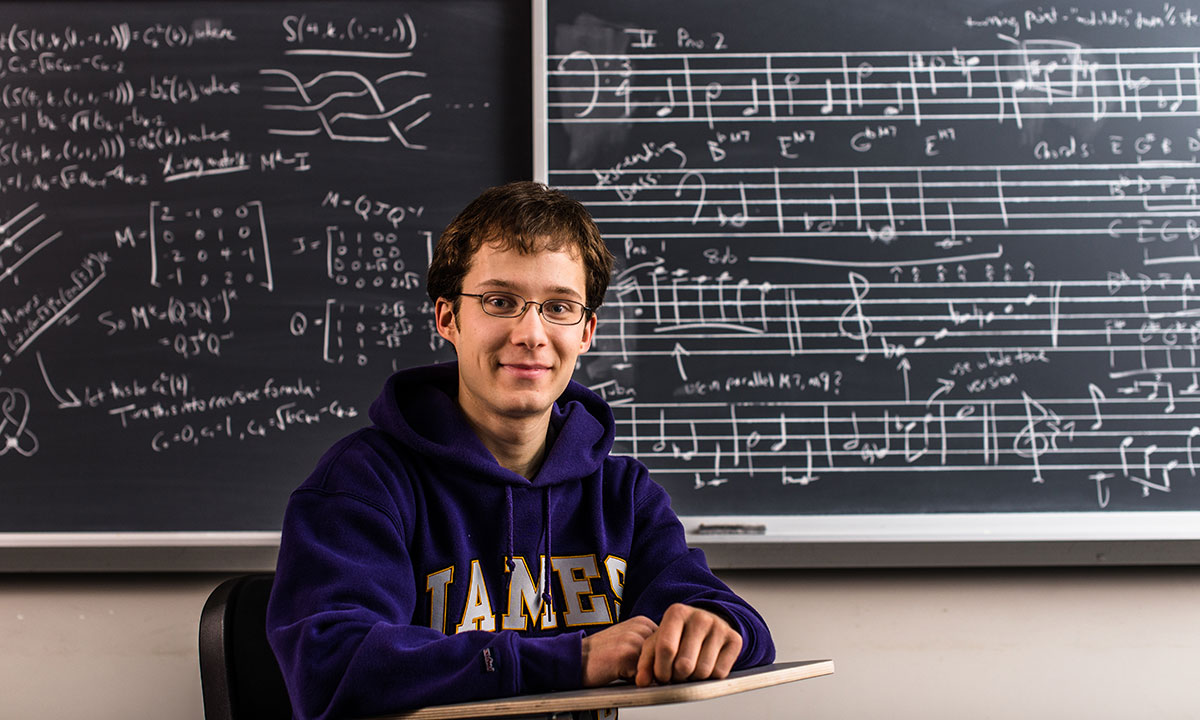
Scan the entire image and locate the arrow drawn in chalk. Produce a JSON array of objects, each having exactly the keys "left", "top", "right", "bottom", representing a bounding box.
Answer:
[
  {"left": 671, "top": 343, "right": 690, "bottom": 381},
  {"left": 897, "top": 357, "right": 912, "bottom": 403},
  {"left": 926, "top": 377, "right": 955, "bottom": 406},
  {"left": 36, "top": 351, "right": 81, "bottom": 408}
]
